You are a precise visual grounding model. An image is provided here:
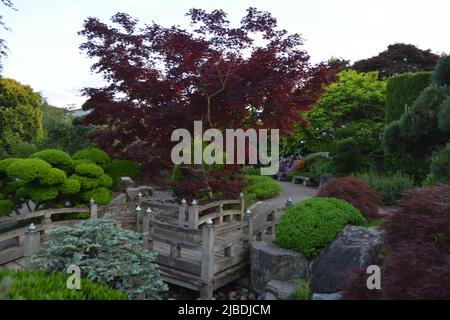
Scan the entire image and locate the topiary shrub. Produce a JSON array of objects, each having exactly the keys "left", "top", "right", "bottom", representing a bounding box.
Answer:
[
  {"left": 317, "top": 176, "right": 382, "bottom": 219},
  {"left": 343, "top": 185, "right": 450, "bottom": 299},
  {"left": 6, "top": 158, "right": 51, "bottom": 181},
  {"left": 0, "top": 199, "right": 14, "bottom": 216},
  {"left": 0, "top": 269, "right": 126, "bottom": 300},
  {"left": 30, "top": 215, "right": 168, "bottom": 299},
  {"left": 276, "top": 198, "right": 367, "bottom": 258},
  {"left": 30, "top": 149, "right": 73, "bottom": 171},
  {"left": 59, "top": 178, "right": 81, "bottom": 195},
  {"left": 430, "top": 143, "right": 450, "bottom": 184},
  {"left": 75, "top": 163, "right": 104, "bottom": 178},
  {"left": 385, "top": 72, "right": 432, "bottom": 124},
  {"left": 358, "top": 171, "right": 414, "bottom": 205},
  {"left": 81, "top": 187, "right": 112, "bottom": 205},
  {"left": 72, "top": 148, "right": 111, "bottom": 166}
]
